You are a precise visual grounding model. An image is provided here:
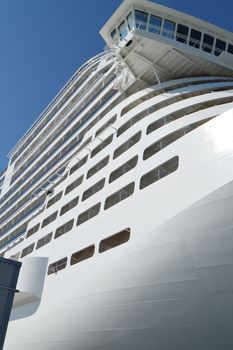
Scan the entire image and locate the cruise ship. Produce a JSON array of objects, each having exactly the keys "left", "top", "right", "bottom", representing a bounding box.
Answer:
[{"left": 2, "top": 0, "right": 233, "bottom": 348}]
